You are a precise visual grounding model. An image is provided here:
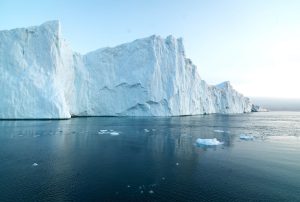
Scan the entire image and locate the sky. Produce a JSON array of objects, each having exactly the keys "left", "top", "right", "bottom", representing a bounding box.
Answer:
[{"left": 1, "top": 0, "right": 300, "bottom": 98}]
